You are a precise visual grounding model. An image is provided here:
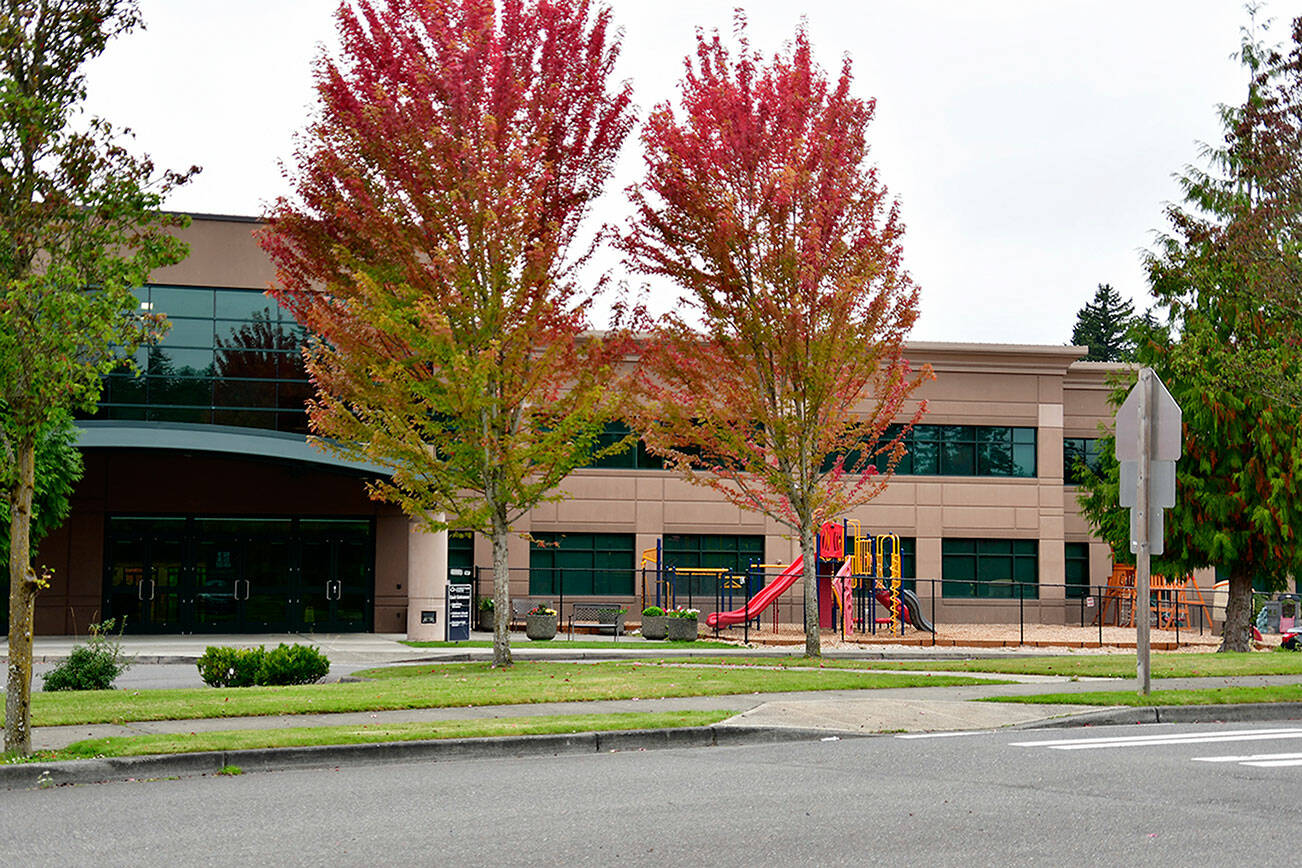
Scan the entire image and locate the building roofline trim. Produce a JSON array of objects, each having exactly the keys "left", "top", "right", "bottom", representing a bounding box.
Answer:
[{"left": 74, "top": 421, "right": 390, "bottom": 476}]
